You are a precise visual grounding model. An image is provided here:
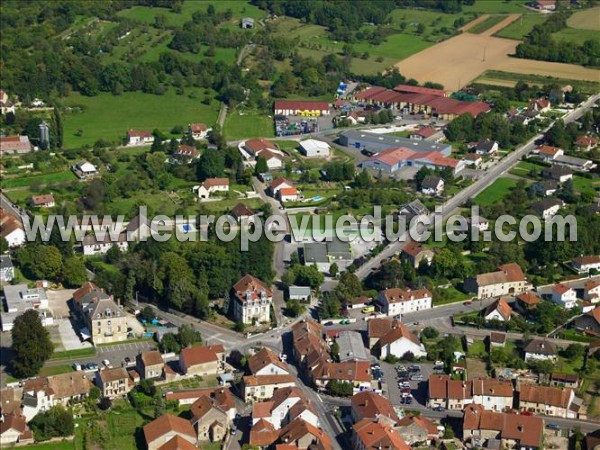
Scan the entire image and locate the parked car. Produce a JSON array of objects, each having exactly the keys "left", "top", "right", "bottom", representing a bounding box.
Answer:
[
  {"left": 102, "top": 359, "right": 111, "bottom": 367},
  {"left": 72, "top": 362, "right": 81, "bottom": 371},
  {"left": 433, "top": 406, "right": 446, "bottom": 412},
  {"left": 463, "top": 301, "right": 472, "bottom": 306},
  {"left": 86, "top": 362, "right": 99, "bottom": 370},
  {"left": 546, "top": 423, "right": 560, "bottom": 431}
]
